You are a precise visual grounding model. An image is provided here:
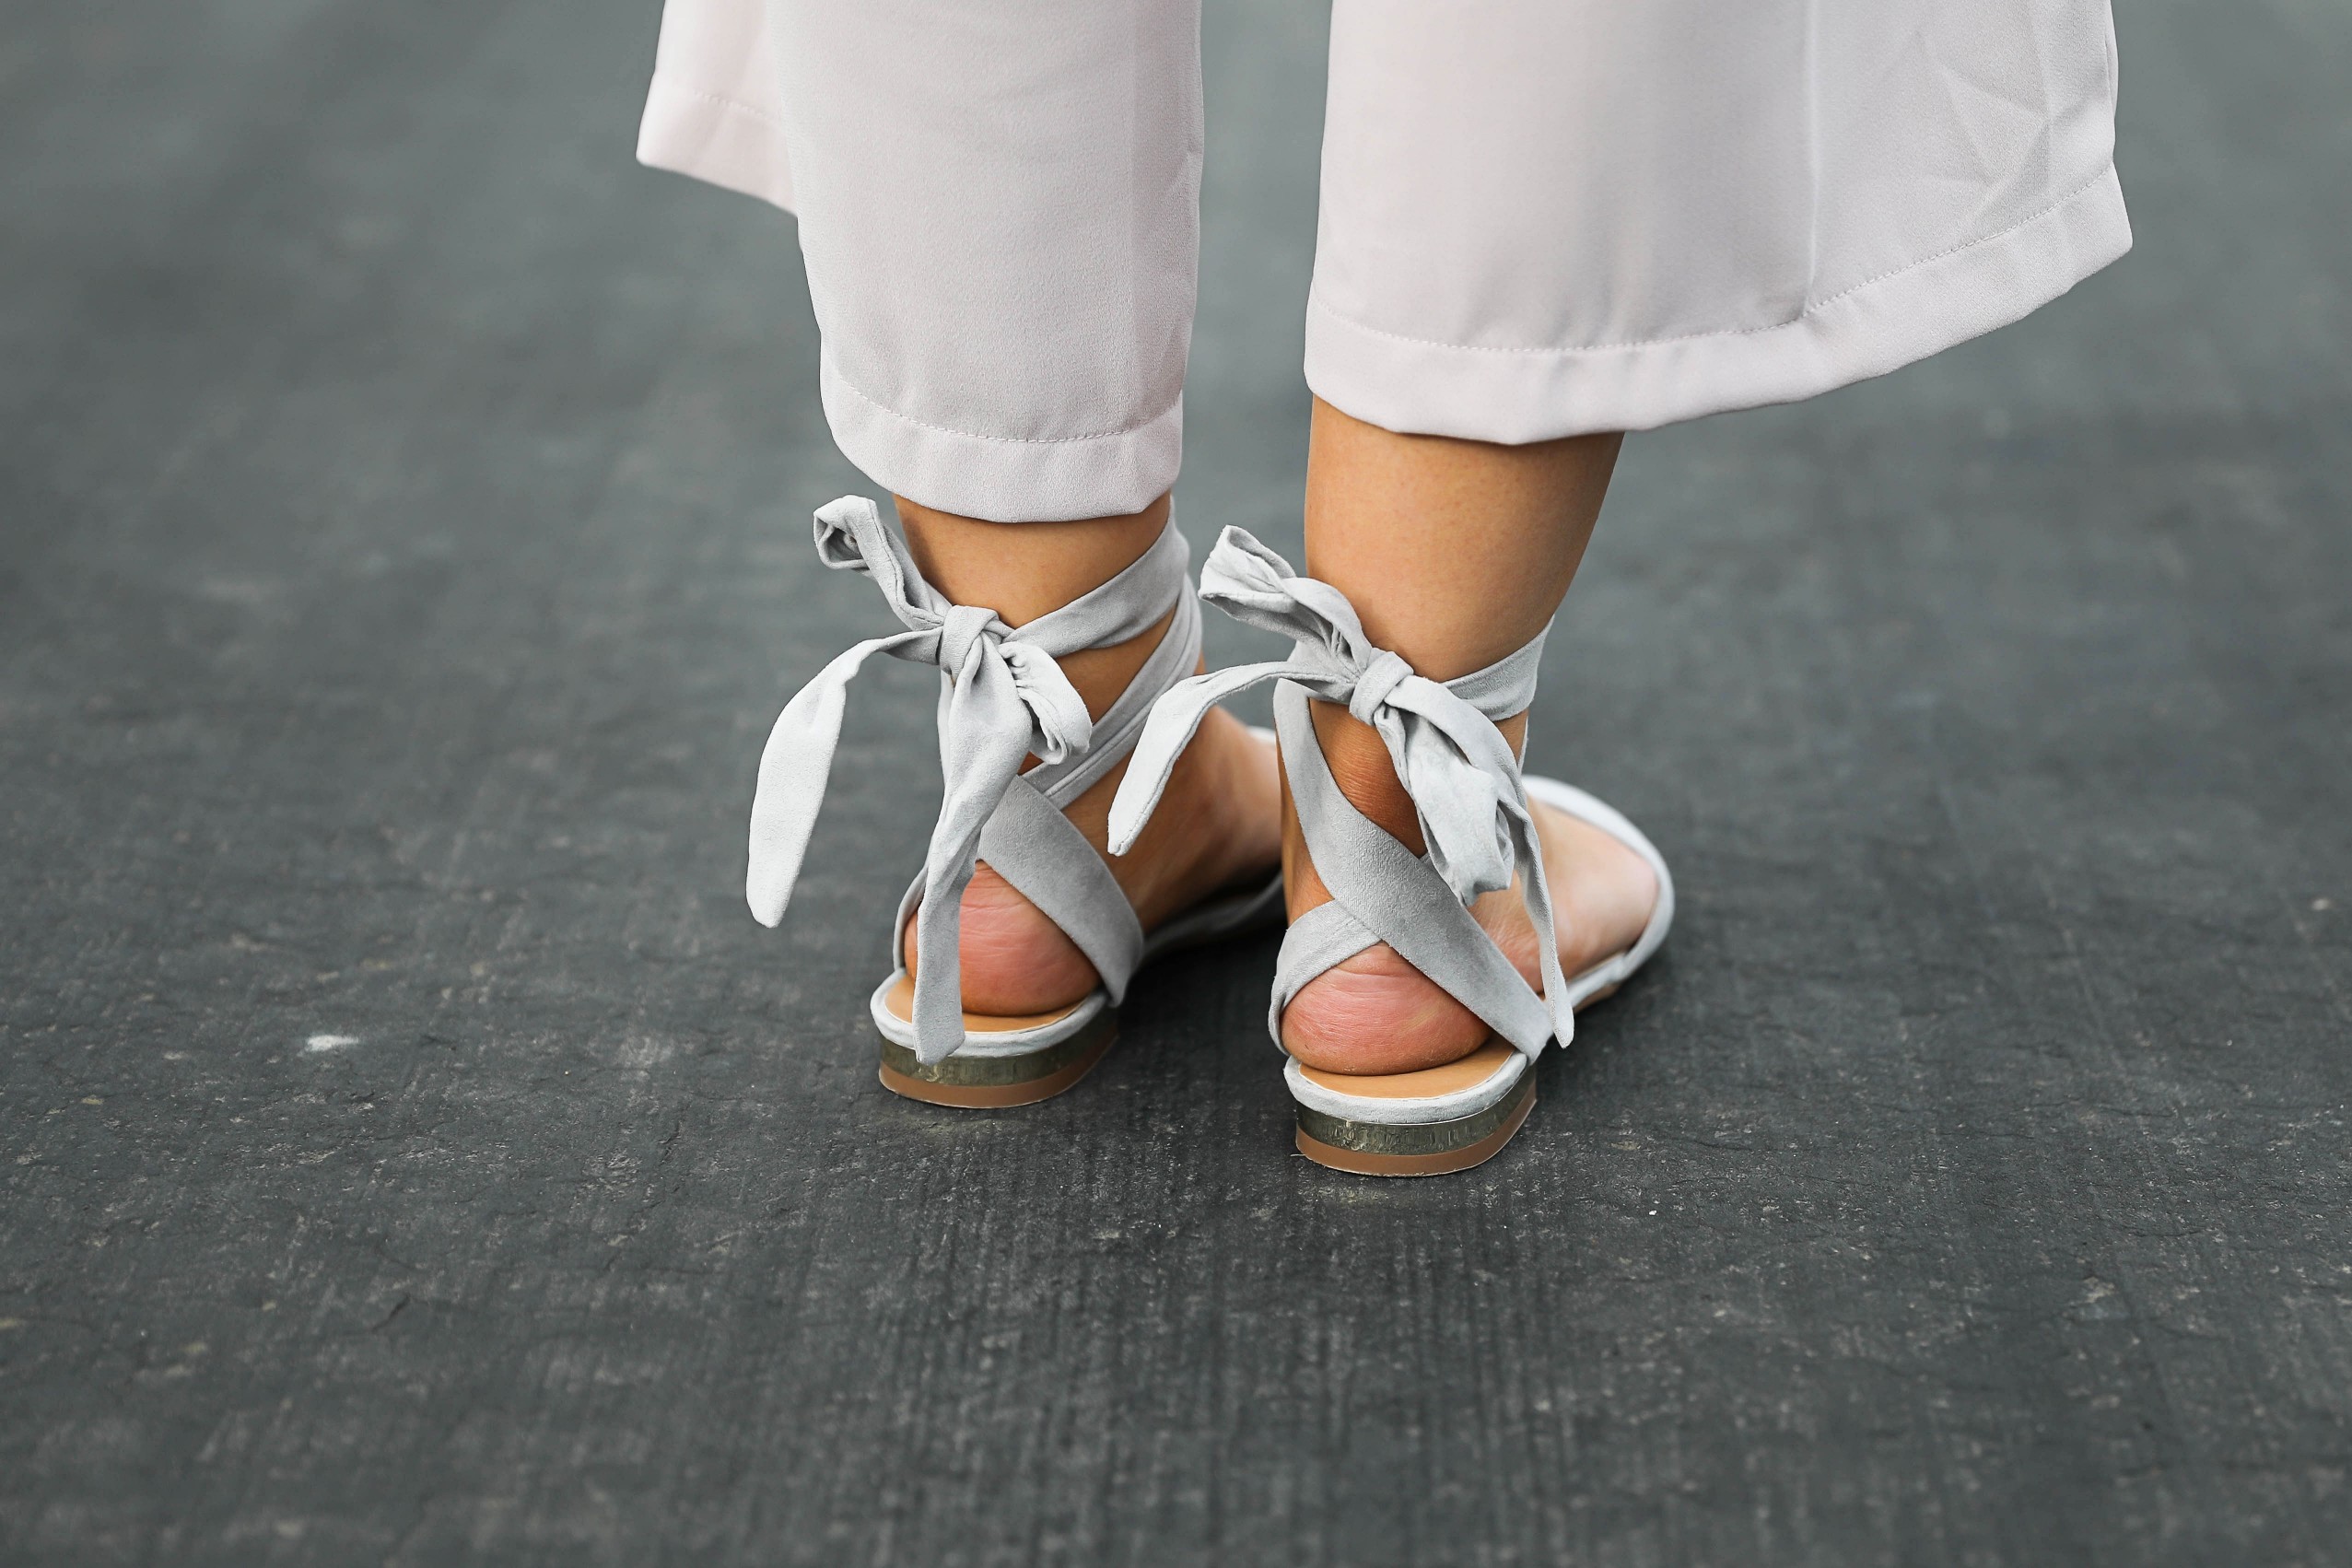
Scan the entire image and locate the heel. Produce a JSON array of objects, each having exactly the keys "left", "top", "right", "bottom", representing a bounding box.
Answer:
[
  {"left": 877, "top": 1012, "right": 1117, "bottom": 1107},
  {"left": 1294, "top": 1069, "right": 1535, "bottom": 1176}
]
